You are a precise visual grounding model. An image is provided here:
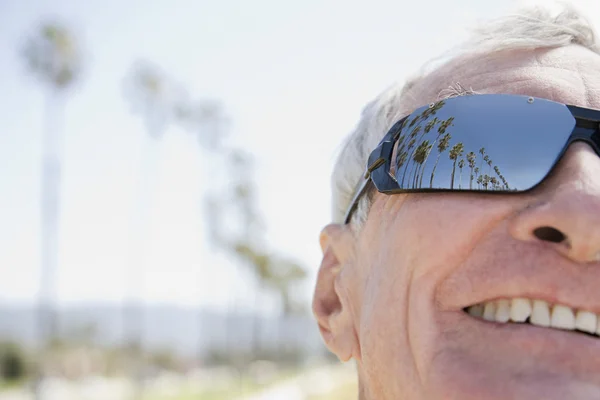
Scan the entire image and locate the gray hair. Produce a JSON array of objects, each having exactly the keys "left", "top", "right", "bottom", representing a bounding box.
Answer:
[{"left": 331, "top": 4, "right": 600, "bottom": 228}]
